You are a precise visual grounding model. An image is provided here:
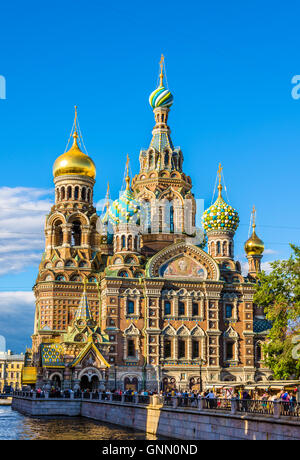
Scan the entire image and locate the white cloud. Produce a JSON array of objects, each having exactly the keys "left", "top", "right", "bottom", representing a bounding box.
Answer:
[
  {"left": 0, "top": 187, "right": 53, "bottom": 276},
  {"left": 0, "top": 291, "right": 35, "bottom": 352},
  {"left": 264, "top": 249, "right": 277, "bottom": 255},
  {"left": 261, "top": 262, "right": 273, "bottom": 274}
]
